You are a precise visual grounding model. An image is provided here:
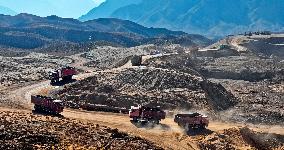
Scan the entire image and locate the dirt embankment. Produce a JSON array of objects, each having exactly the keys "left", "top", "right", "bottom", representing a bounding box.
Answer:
[
  {"left": 2, "top": 106, "right": 283, "bottom": 150},
  {"left": 0, "top": 110, "right": 162, "bottom": 150},
  {"left": 143, "top": 48, "right": 284, "bottom": 125},
  {"left": 82, "top": 46, "right": 148, "bottom": 69},
  {"left": 197, "top": 127, "right": 284, "bottom": 150},
  {"left": 213, "top": 79, "right": 284, "bottom": 125},
  {"left": 54, "top": 67, "right": 236, "bottom": 114}
]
